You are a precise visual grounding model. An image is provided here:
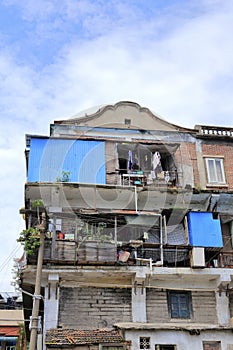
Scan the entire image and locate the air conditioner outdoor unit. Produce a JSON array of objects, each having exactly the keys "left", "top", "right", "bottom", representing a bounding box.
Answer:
[{"left": 190, "top": 247, "right": 205, "bottom": 268}]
